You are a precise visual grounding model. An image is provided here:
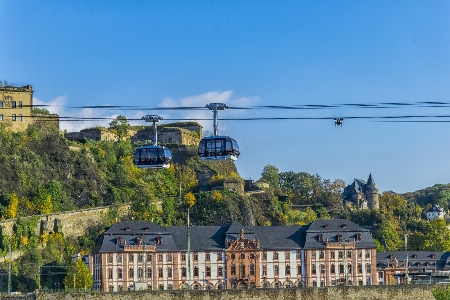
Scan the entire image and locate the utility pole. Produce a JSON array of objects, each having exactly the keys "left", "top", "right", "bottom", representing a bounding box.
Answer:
[
  {"left": 343, "top": 240, "right": 347, "bottom": 286},
  {"left": 8, "top": 244, "right": 11, "bottom": 295},
  {"left": 143, "top": 242, "right": 147, "bottom": 285},
  {"left": 405, "top": 235, "right": 409, "bottom": 284},
  {"left": 187, "top": 207, "right": 191, "bottom": 288}
]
